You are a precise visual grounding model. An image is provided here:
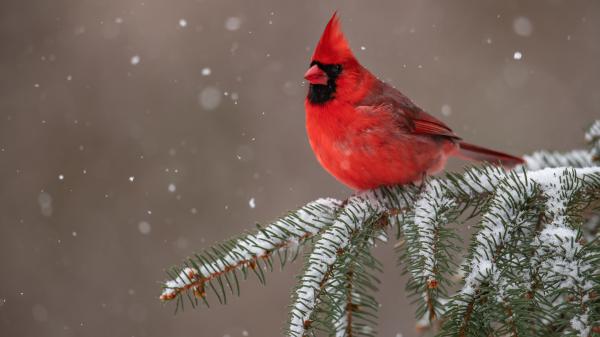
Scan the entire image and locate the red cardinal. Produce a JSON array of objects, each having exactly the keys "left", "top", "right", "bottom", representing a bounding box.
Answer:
[{"left": 304, "top": 13, "right": 524, "bottom": 190}]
